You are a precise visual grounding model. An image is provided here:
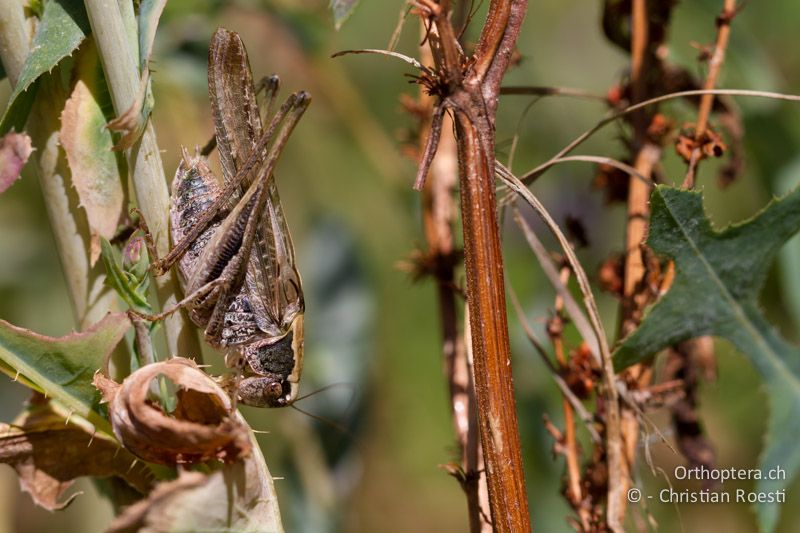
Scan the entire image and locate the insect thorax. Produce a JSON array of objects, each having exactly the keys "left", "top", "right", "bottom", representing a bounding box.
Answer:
[{"left": 243, "top": 331, "right": 296, "bottom": 377}]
